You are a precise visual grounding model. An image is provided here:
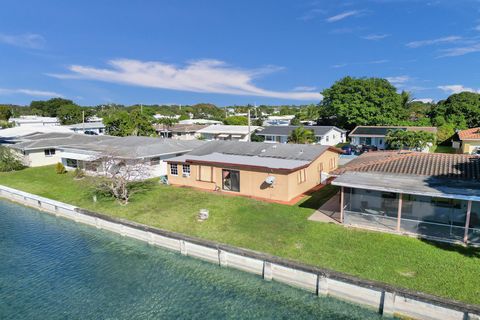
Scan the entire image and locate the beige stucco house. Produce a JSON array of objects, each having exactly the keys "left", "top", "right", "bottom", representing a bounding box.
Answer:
[
  {"left": 456, "top": 128, "right": 480, "bottom": 154},
  {"left": 166, "top": 141, "right": 342, "bottom": 203}
]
